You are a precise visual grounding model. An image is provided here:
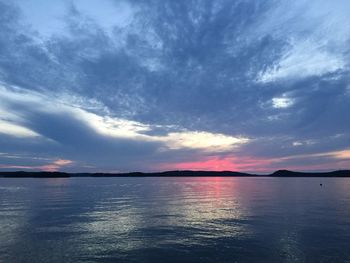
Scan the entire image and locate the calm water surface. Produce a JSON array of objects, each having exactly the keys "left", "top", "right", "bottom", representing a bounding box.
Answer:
[{"left": 1, "top": 177, "right": 350, "bottom": 263}]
